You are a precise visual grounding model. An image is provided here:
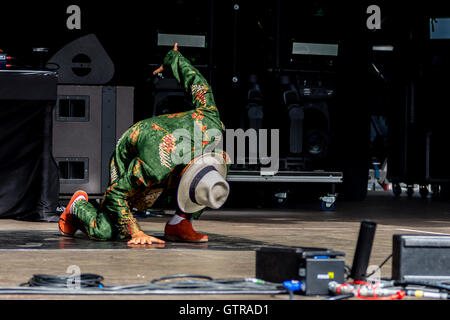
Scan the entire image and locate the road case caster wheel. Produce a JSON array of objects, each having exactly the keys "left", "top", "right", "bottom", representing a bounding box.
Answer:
[
  {"left": 320, "top": 194, "right": 336, "bottom": 212},
  {"left": 419, "top": 185, "right": 429, "bottom": 199},
  {"left": 393, "top": 183, "right": 402, "bottom": 197}
]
